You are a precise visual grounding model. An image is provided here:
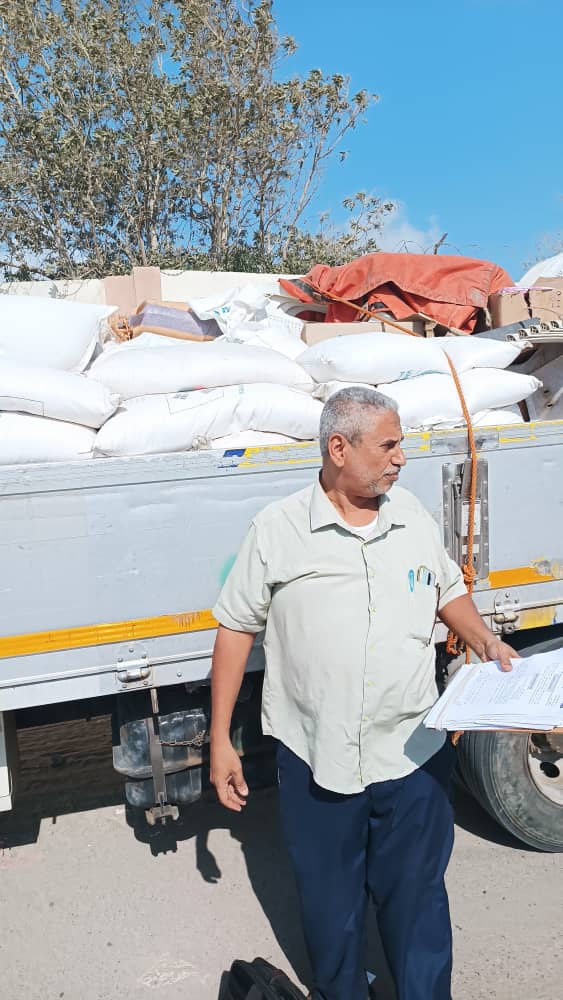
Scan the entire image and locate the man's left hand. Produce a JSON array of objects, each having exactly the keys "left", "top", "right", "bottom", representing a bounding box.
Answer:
[{"left": 480, "top": 636, "right": 519, "bottom": 672}]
